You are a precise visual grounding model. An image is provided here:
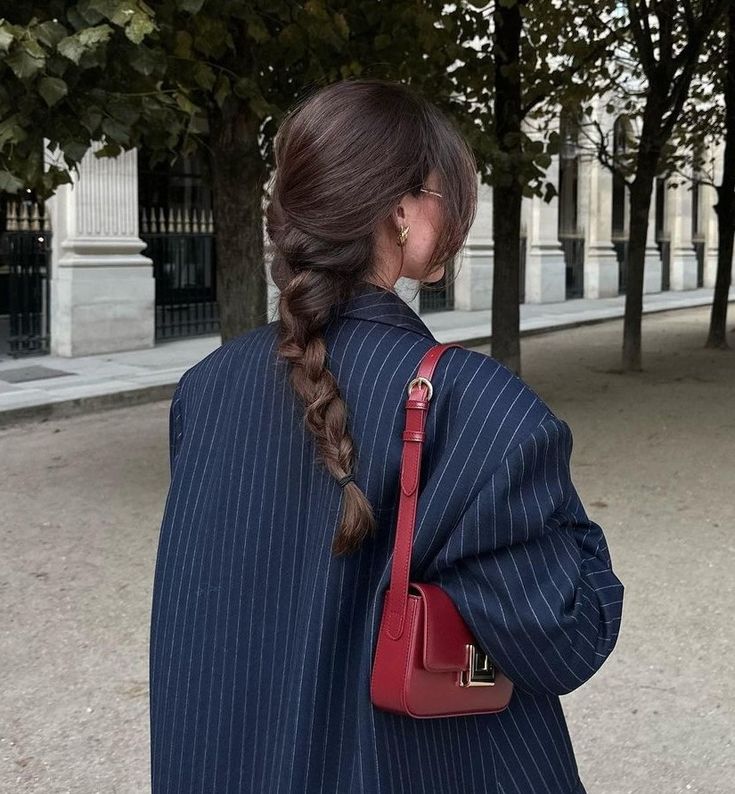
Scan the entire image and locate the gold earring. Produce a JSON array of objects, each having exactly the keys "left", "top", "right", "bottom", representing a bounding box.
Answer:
[{"left": 397, "top": 225, "right": 410, "bottom": 247}]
